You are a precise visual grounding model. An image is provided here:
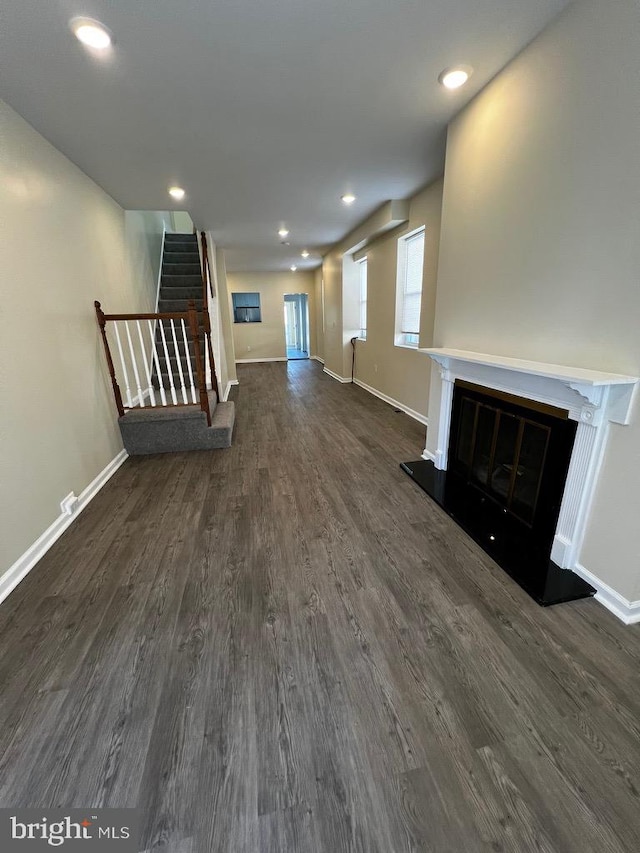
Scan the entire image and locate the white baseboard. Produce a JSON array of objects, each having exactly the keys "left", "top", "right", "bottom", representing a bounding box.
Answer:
[
  {"left": 0, "top": 449, "right": 129, "bottom": 608},
  {"left": 421, "top": 449, "right": 437, "bottom": 463},
  {"left": 221, "top": 378, "right": 239, "bottom": 401},
  {"left": 353, "top": 378, "right": 429, "bottom": 426},
  {"left": 572, "top": 563, "right": 640, "bottom": 625},
  {"left": 323, "top": 367, "right": 351, "bottom": 383},
  {"left": 235, "top": 357, "right": 287, "bottom": 364},
  {"left": 312, "top": 355, "right": 325, "bottom": 364}
]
